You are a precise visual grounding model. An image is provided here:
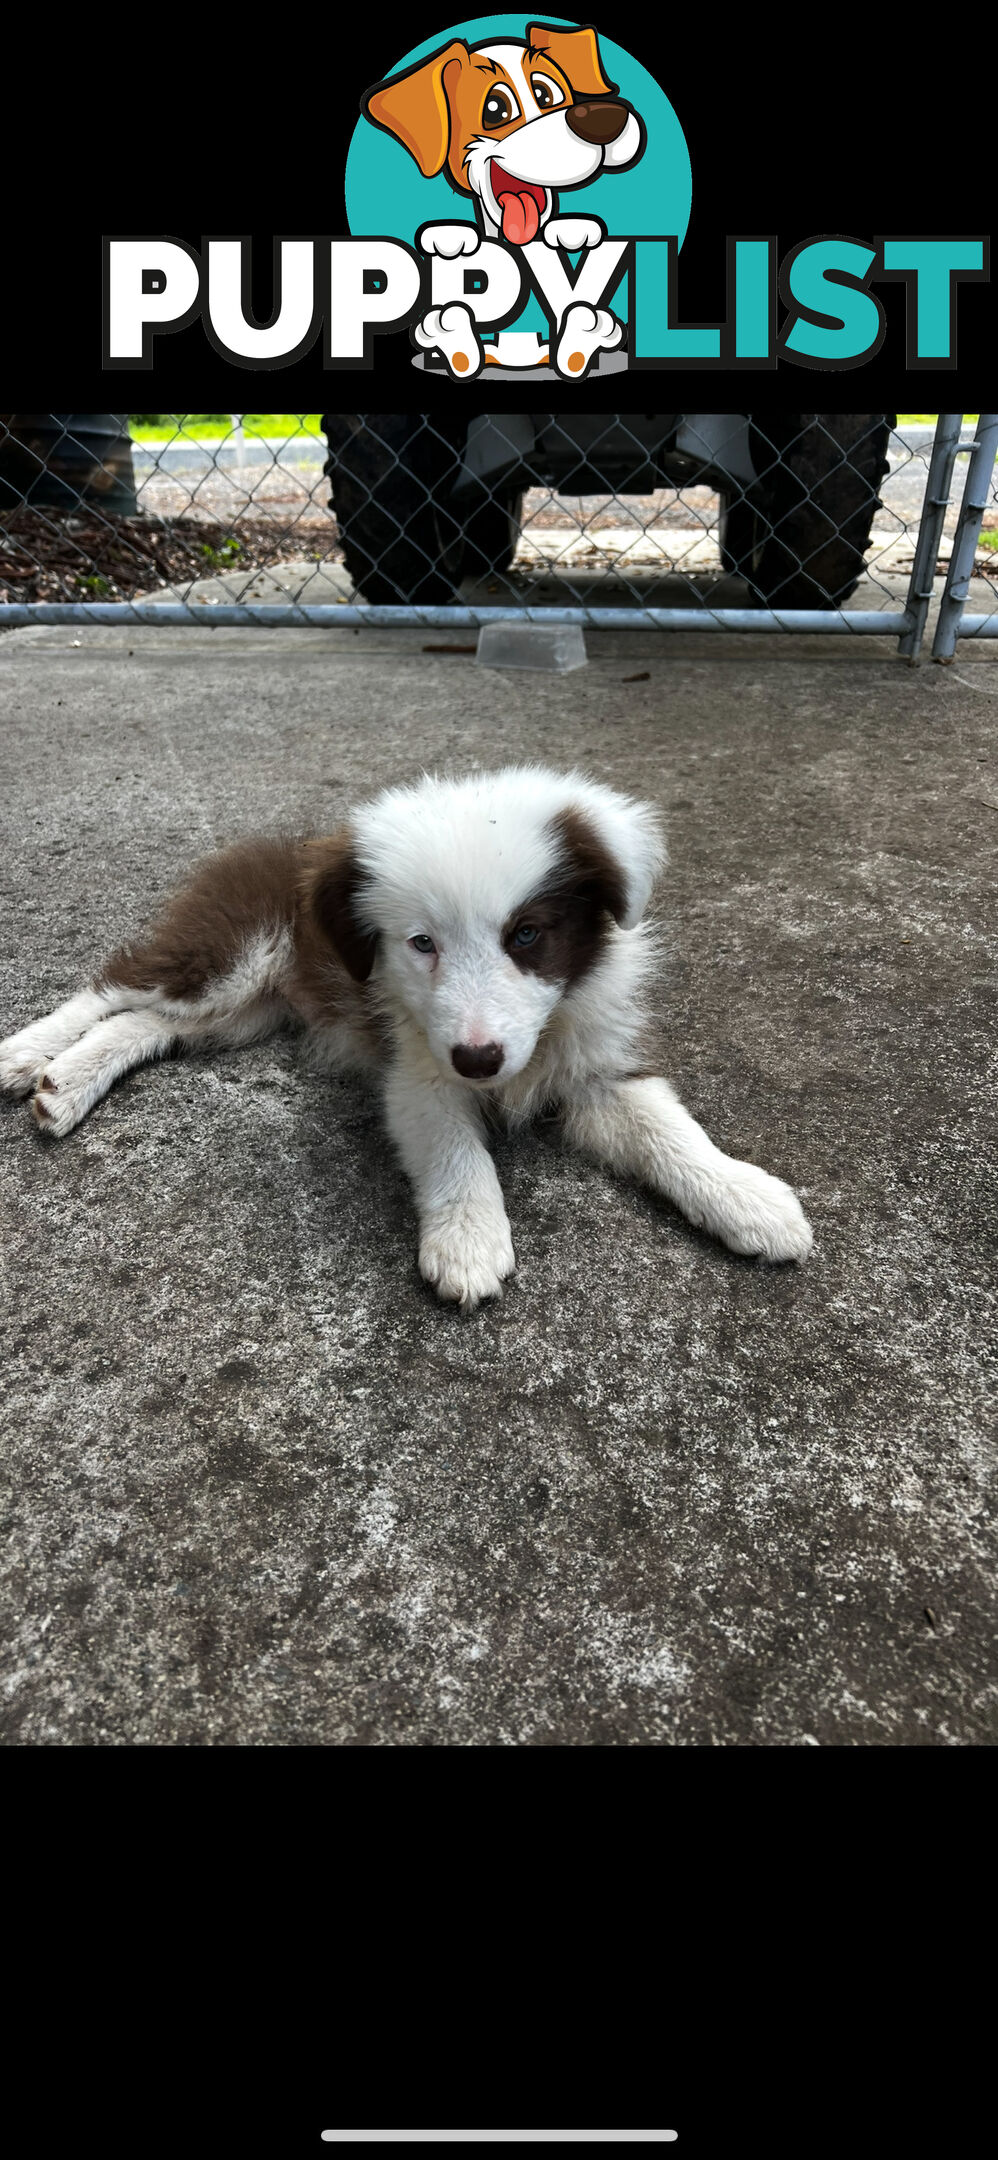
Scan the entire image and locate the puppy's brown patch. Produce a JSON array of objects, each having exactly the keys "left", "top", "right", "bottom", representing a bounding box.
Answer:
[
  {"left": 292, "top": 833, "right": 387, "bottom": 1054},
  {"left": 298, "top": 830, "right": 378, "bottom": 985},
  {"left": 98, "top": 833, "right": 382, "bottom": 1055},
  {"left": 99, "top": 837, "right": 303, "bottom": 1004},
  {"left": 550, "top": 805, "right": 630, "bottom": 922},
  {"left": 503, "top": 805, "right": 629, "bottom": 987}
]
